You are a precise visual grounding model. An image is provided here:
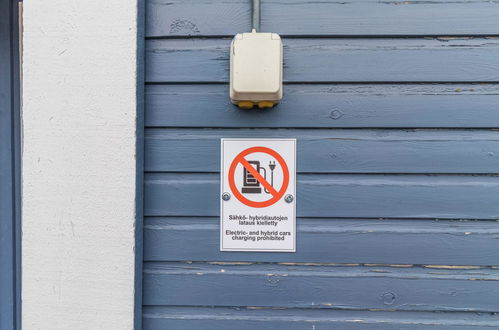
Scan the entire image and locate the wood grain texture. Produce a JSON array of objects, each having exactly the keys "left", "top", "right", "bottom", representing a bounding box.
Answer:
[
  {"left": 22, "top": 2, "right": 138, "bottom": 329},
  {"left": 261, "top": 0, "right": 499, "bottom": 36},
  {"left": 144, "top": 307, "right": 499, "bottom": 329},
  {"left": 145, "top": 0, "right": 499, "bottom": 37},
  {"left": 145, "top": 84, "right": 499, "bottom": 128},
  {"left": 144, "top": 217, "right": 499, "bottom": 265},
  {"left": 146, "top": 0, "right": 250, "bottom": 37},
  {"left": 145, "top": 173, "right": 499, "bottom": 219},
  {"left": 145, "top": 128, "right": 499, "bottom": 173},
  {"left": 143, "top": 1, "right": 499, "bottom": 325},
  {"left": 143, "top": 262, "right": 499, "bottom": 311},
  {"left": 0, "top": 0, "right": 20, "bottom": 327},
  {"left": 145, "top": 38, "right": 499, "bottom": 83}
]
